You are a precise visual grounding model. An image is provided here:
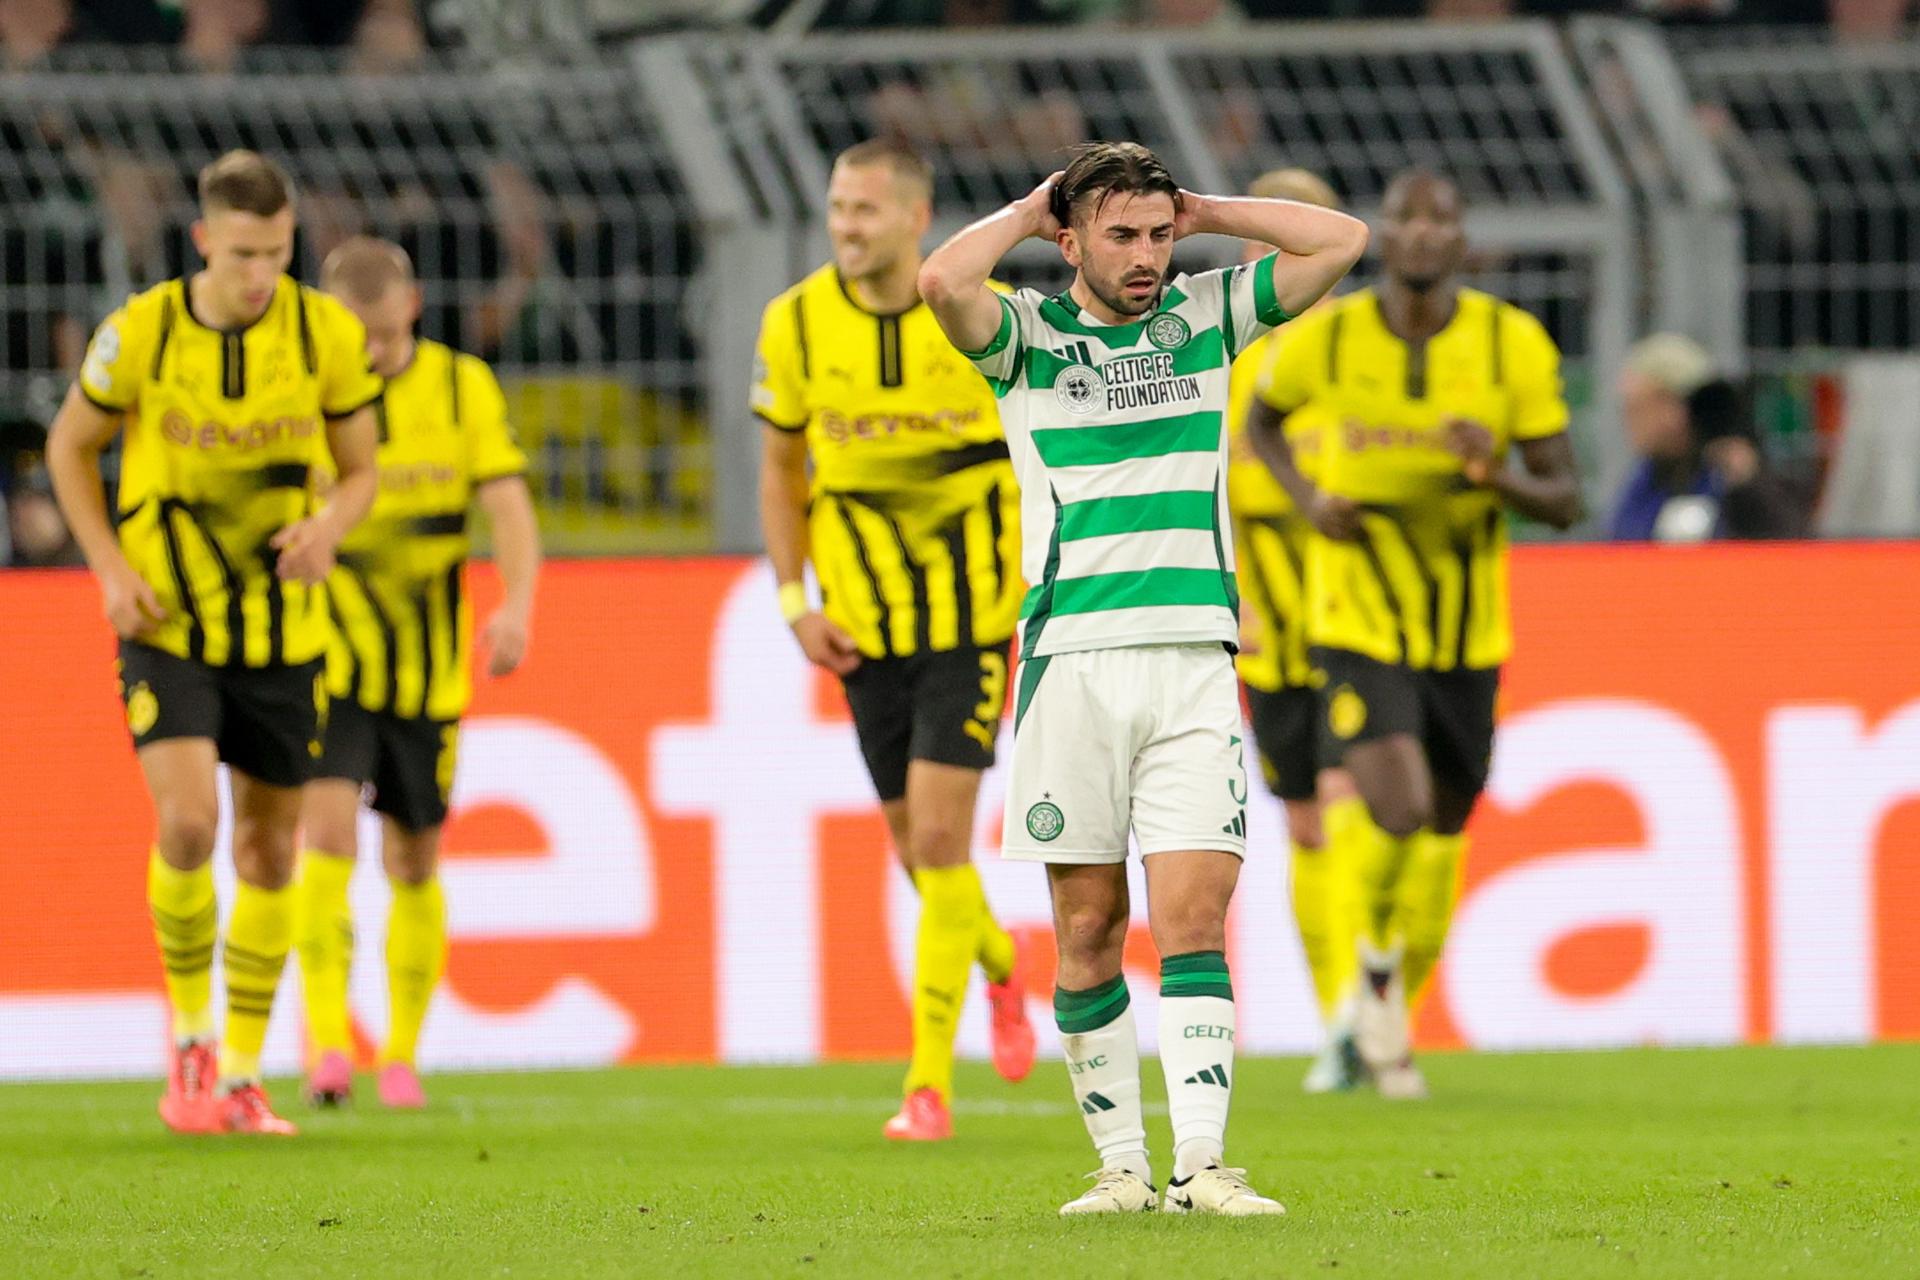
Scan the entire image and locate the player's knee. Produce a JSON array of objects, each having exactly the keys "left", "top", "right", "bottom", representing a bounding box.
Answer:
[
  {"left": 383, "top": 829, "right": 440, "bottom": 887},
  {"left": 1370, "top": 795, "right": 1430, "bottom": 840},
  {"left": 1284, "top": 803, "right": 1324, "bottom": 850},
  {"left": 154, "top": 802, "right": 219, "bottom": 865},
  {"left": 905, "top": 817, "right": 970, "bottom": 870},
  {"left": 304, "top": 814, "right": 358, "bottom": 859},
  {"left": 1150, "top": 904, "right": 1227, "bottom": 958},
  {"left": 231, "top": 824, "right": 297, "bottom": 890},
  {"left": 1054, "top": 899, "right": 1126, "bottom": 966}
]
